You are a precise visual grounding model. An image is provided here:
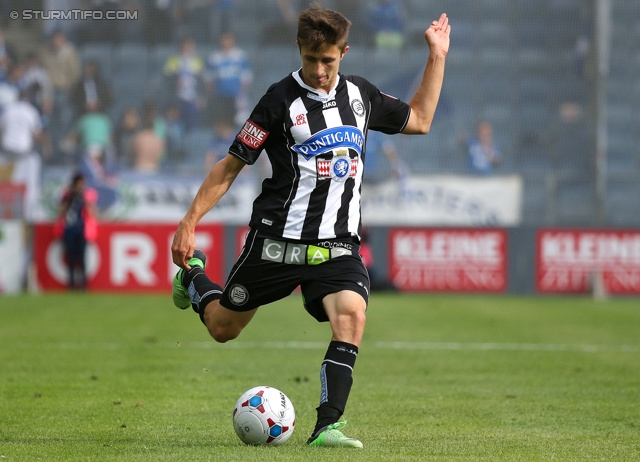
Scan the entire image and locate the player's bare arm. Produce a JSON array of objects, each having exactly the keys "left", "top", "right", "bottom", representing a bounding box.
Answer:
[
  {"left": 402, "top": 13, "right": 451, "bottom": 135},
  {"left": 171, "top": 153, "right": 245, "bottom": 269}
]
